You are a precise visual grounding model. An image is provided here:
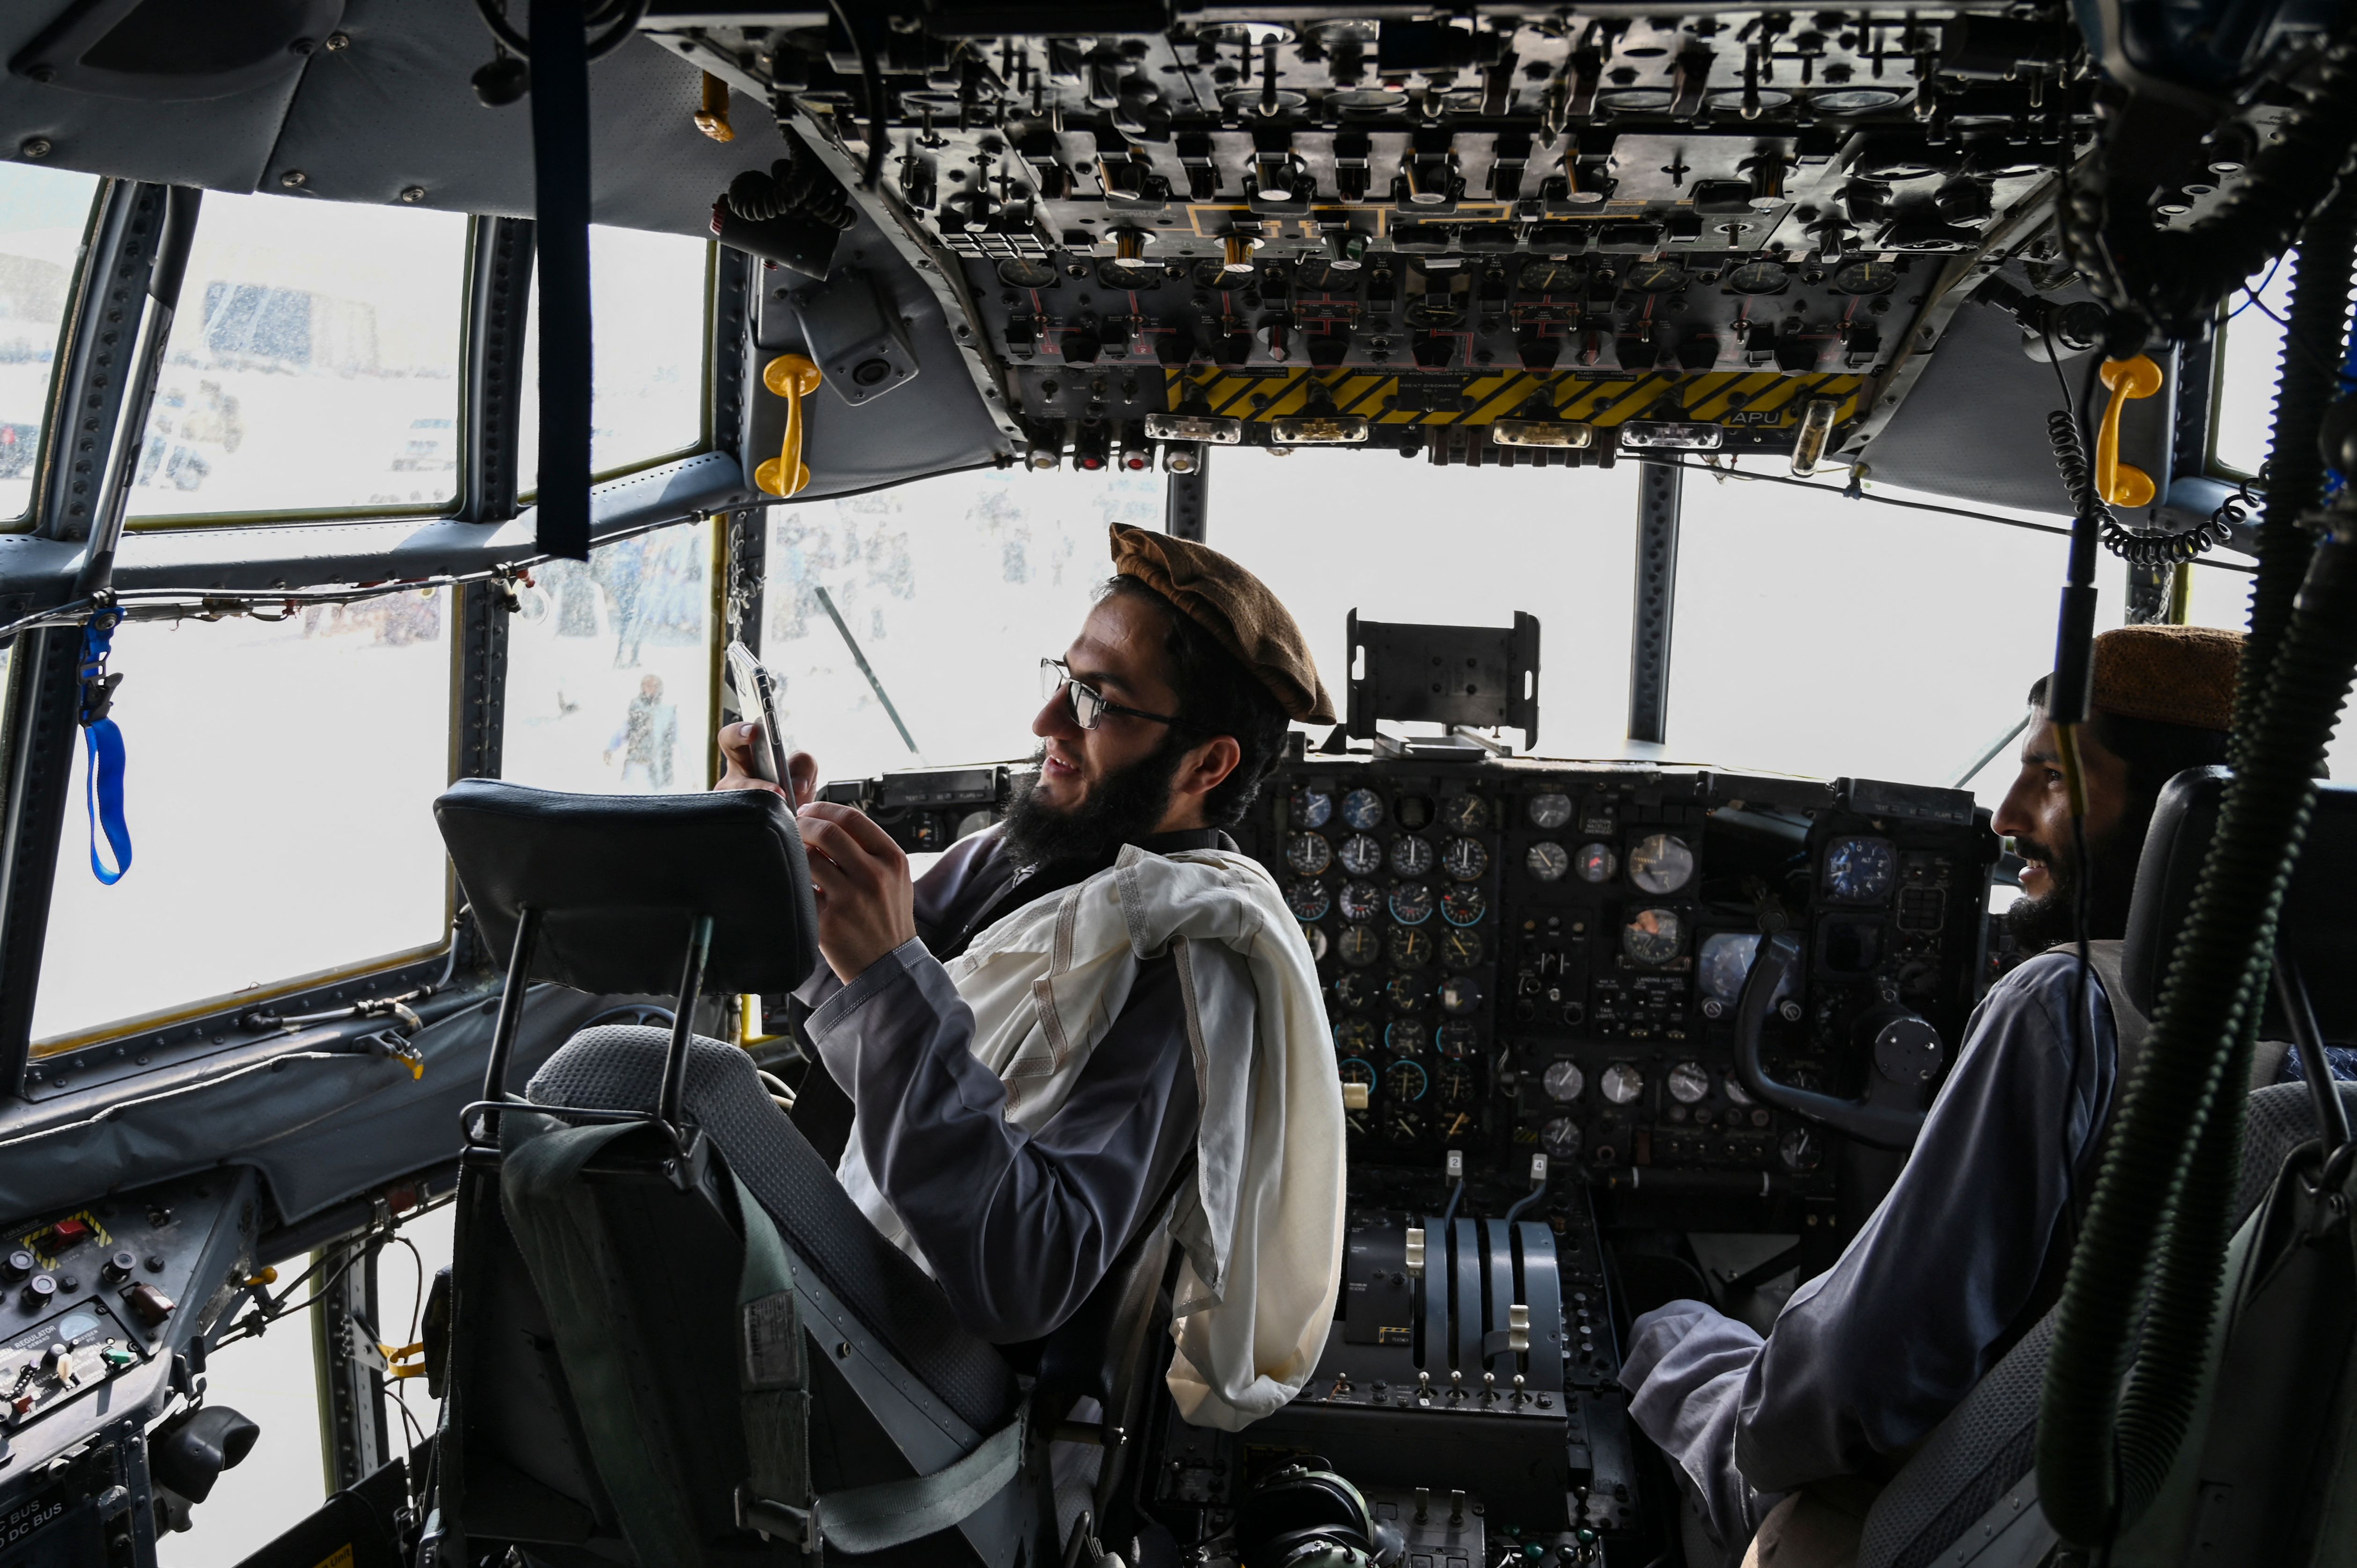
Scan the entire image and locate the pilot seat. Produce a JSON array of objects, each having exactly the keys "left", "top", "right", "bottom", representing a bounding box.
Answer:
[{"left": 420, "top": 779, "right": 1171, "bottom": 1567}]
